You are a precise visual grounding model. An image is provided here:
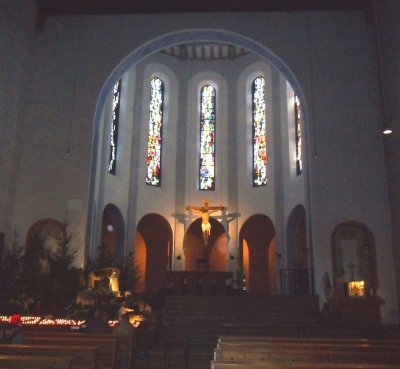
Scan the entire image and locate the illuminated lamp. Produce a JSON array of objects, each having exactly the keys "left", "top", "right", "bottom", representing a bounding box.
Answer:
[
  {"left": 129, "top": 314, "right": 145, "bottom": 328},
  {"left": 383, "top": 127, "right": 393, "bottom": 135},
  {"left": 348, "top": 281, "right": 365, "bottom": 297}
]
